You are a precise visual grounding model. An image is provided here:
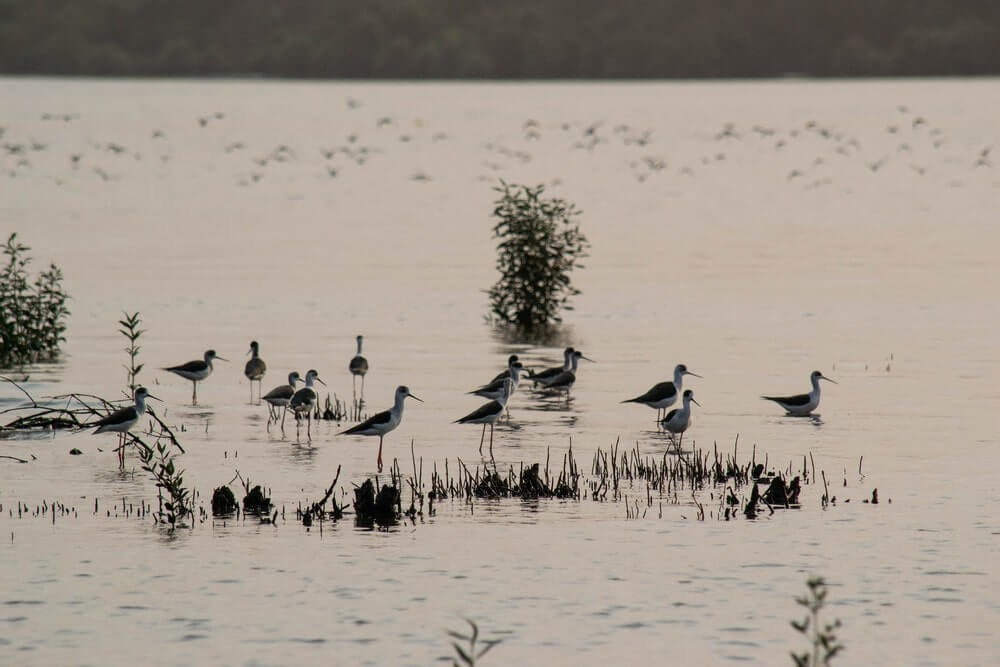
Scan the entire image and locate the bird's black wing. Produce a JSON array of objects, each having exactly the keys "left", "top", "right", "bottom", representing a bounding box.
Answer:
[
  {"left": 340, "top": 409, "right": 391, "bottom": 434},
  {"left": 165, "top": 360, "right": 206, "bottom": 373},
  {"left": 455, "top": 401, "right": 502, "bottom": 423},
  {"left": 92, "top": 405, "right": 137, "bottom": 428},
  {"left": 761, "top": 393, "right": 810, "bottom": 406}
]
